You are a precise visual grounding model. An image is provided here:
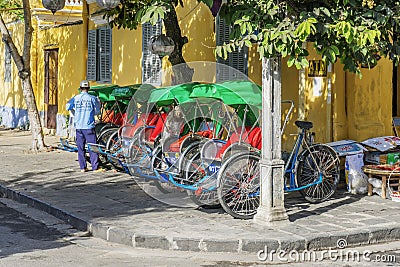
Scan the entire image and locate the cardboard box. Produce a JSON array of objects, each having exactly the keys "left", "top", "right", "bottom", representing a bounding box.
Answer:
[
  {"left": 364, "top": 151, "right": 385, "bottom": 164},
  {"left": 364, "top": 151, "right": 400, "bottom": 165}
]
